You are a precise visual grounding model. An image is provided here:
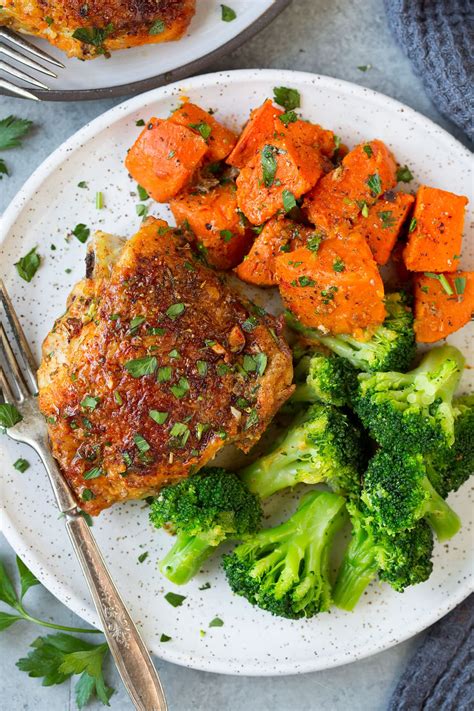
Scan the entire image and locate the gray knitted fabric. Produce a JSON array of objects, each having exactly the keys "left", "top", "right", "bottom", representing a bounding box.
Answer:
[
  {"left": 388, "top": 594, "right": 474, "bottom": 711},
  {"left": 384, "top": 0, "right": 474, "bottom": 142}
]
